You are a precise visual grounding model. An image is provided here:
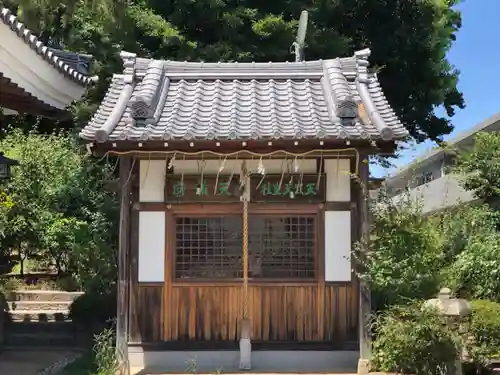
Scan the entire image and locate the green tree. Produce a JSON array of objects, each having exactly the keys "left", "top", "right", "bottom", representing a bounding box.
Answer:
[
  {"left": 5, "top": 0, "right": 464, "bottom": 142},
  {"left": 434, "top": 204, "right": 500, "bottom": 264},
  {"left": 41, "top": 215, "right": 89, "bottom": 275},
  {"left": 433, "top": 204, "right": 500, "bottom": 300},
  {"left": 445, "top": 233, "right": 500, "bottom": 301},
  {"left": 438, "top": 133, "right": 500, "bottom": 301},
  {"left": 456, "top": 132, "right": 500, "bottom": 207},
  {"left": 357, "top": 193, "right": 444, "bottom": 310},
  {"left": 0, "top": 129, "right": 118, "bottom": 291}
]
